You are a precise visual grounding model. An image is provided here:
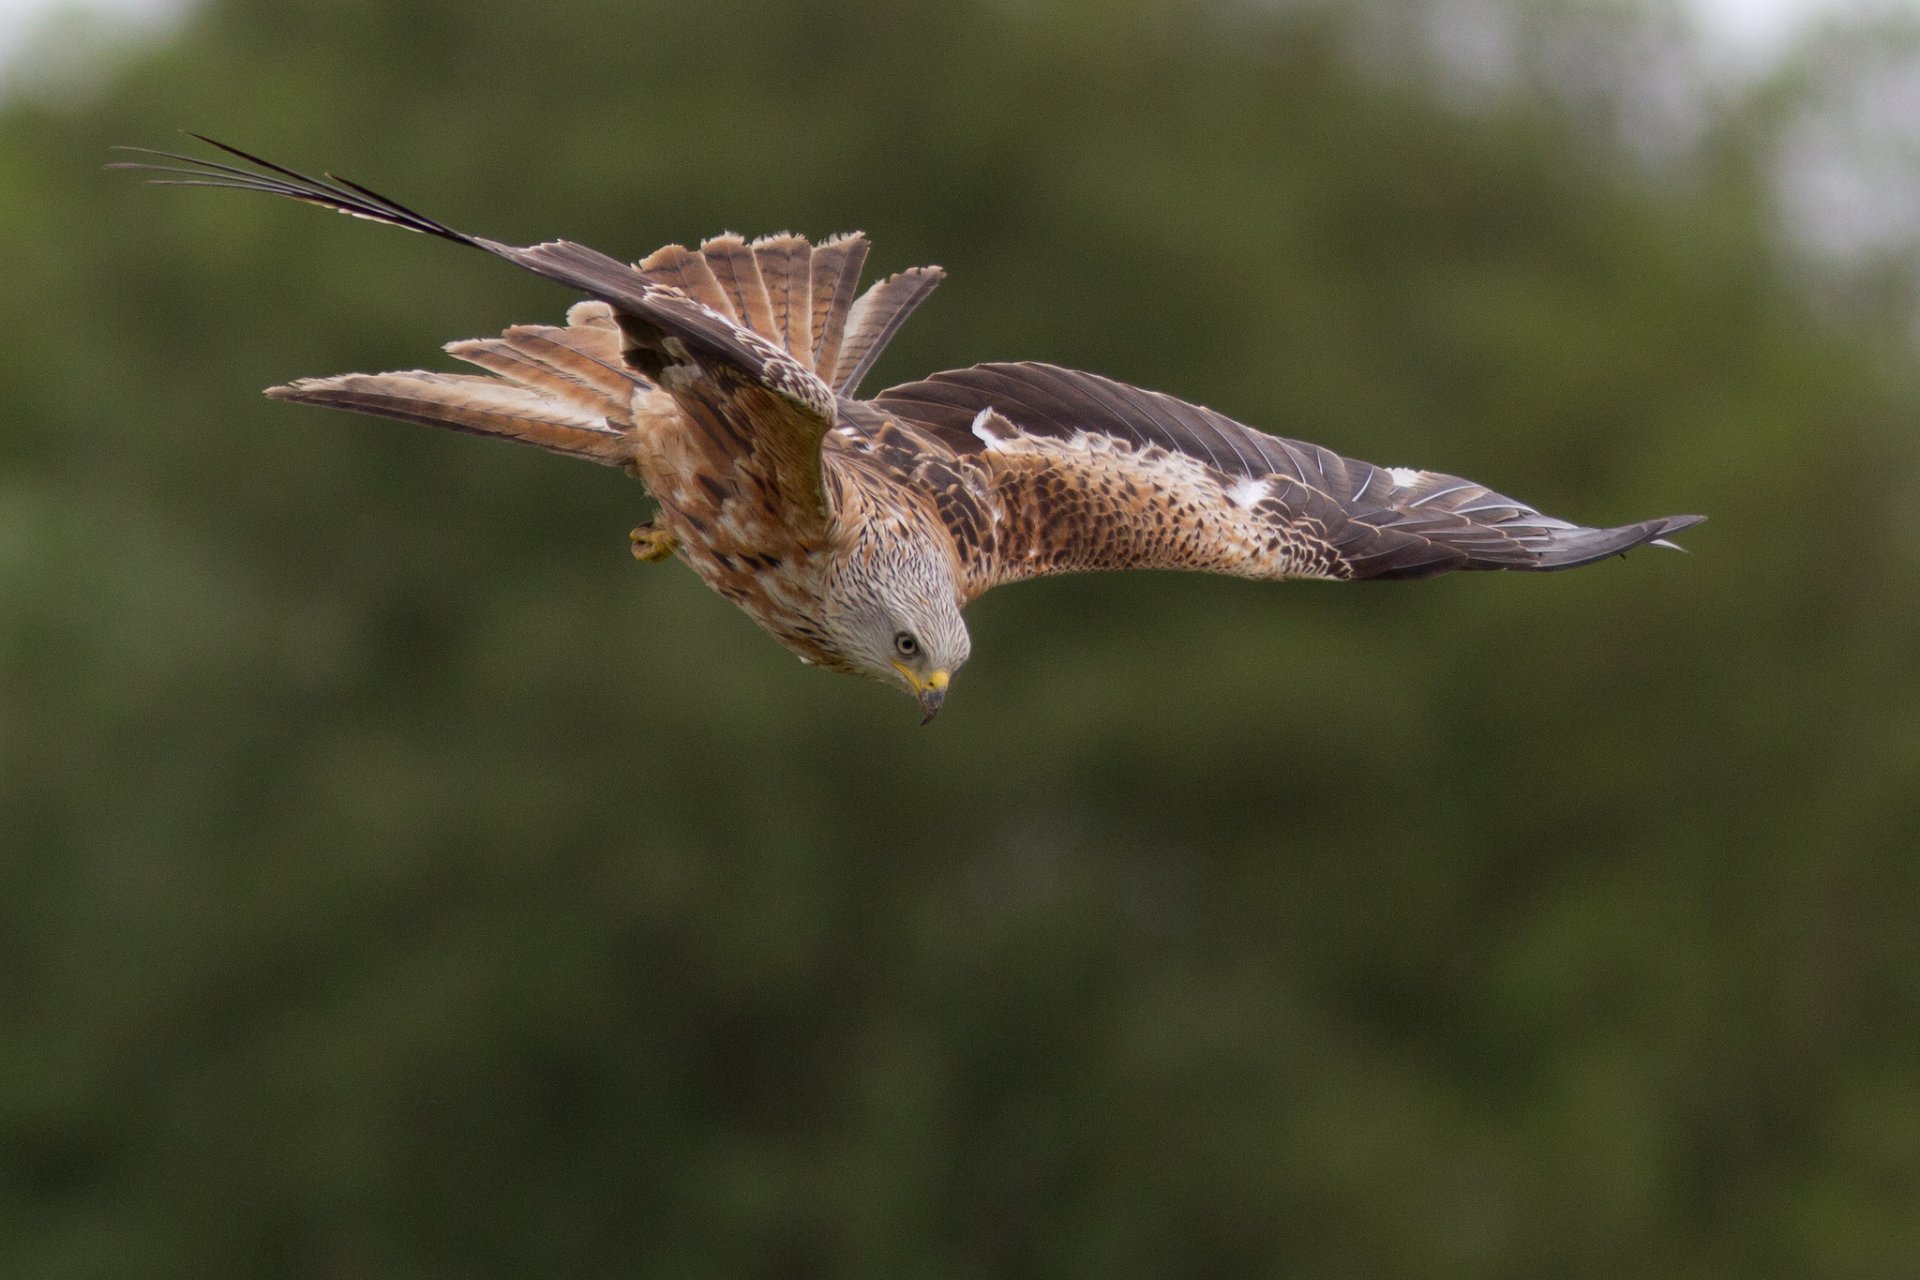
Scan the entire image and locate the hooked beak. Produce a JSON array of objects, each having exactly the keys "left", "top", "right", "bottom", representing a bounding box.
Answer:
[{"left": 896, "top": 664, "right": 950, "bottom": 725}]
